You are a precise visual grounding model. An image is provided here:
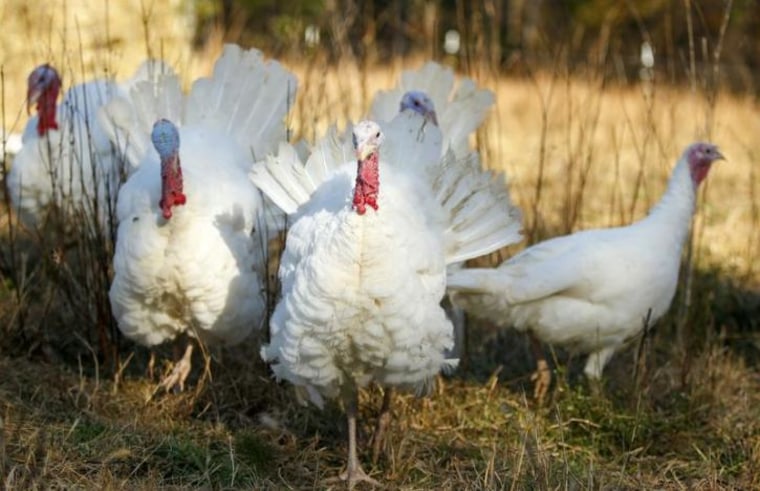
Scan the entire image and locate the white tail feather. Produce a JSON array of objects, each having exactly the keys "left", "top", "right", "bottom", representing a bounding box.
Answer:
[
  {"left": 435, "top": 150, "right": 523, "bottom": 264},
  {"left": 250, "top": 126, "right": 353, "bottom": 215},
  {"left": 98, "top": 73, "right": 183, "bottom": 173},
  {"left": 185, "top": 44, "right": 297, "bottom": 163},
  {"left": 446, "top": 268, "right": 501, "bottom": 293},
  {"left": 439, "top": 78, "right": 495, "bottom": 156}
]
